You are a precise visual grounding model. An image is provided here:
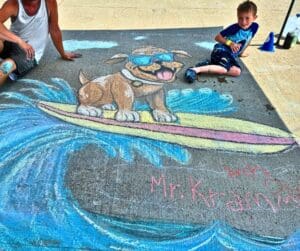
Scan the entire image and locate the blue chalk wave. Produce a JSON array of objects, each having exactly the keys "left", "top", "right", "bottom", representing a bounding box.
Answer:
[
  {"left": 135, "top": 88, "right": 236, "bottom": 114},
  {"left": 0, "top": 78, "right": 298, "bottom": 250}
]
